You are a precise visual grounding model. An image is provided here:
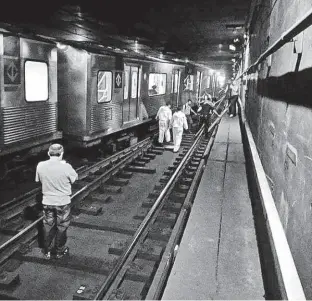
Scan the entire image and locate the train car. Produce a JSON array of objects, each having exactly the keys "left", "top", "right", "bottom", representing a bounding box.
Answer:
[
  {"left": 57, "top": 45, "right": 187, "bottom": 148},
  {"left": 0, "top": 34, "right": 61, "bottom": 178}
]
